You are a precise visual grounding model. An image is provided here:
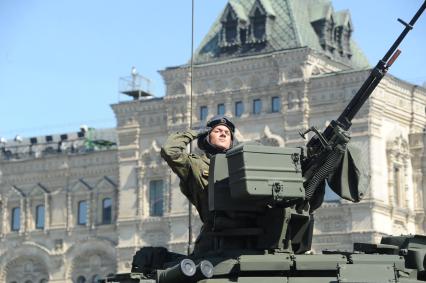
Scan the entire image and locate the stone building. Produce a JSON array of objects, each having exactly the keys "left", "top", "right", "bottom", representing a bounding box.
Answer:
[{"left": 1, "top": 0, "right": 425, "bottom": 282}]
